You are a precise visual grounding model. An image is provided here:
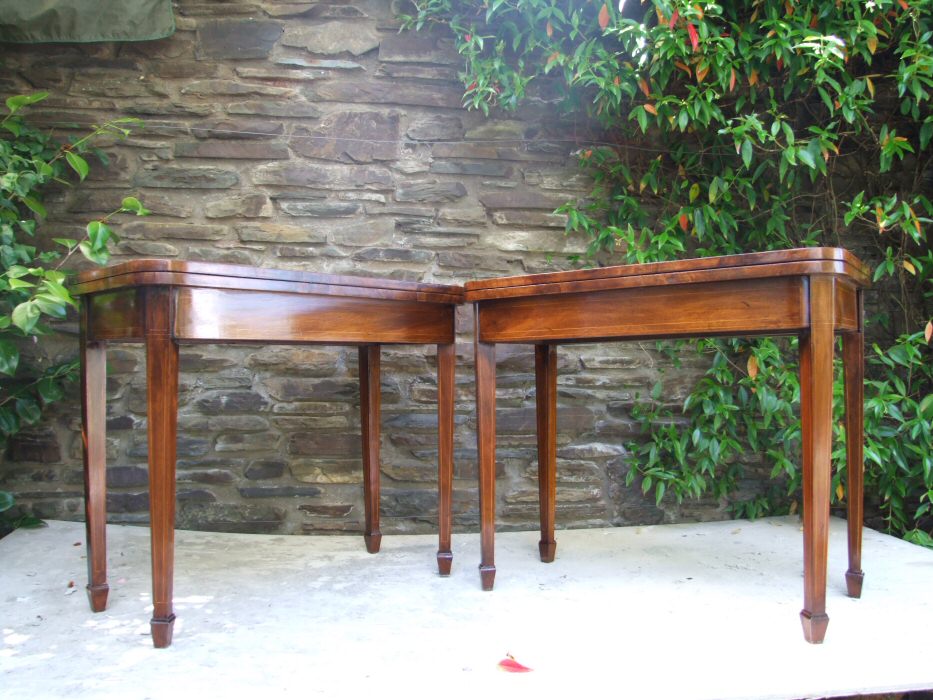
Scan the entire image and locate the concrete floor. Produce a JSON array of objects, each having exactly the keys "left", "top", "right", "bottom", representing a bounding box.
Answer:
[{"left": 1, "top": 516, "right": 931, "bottom": 700}]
